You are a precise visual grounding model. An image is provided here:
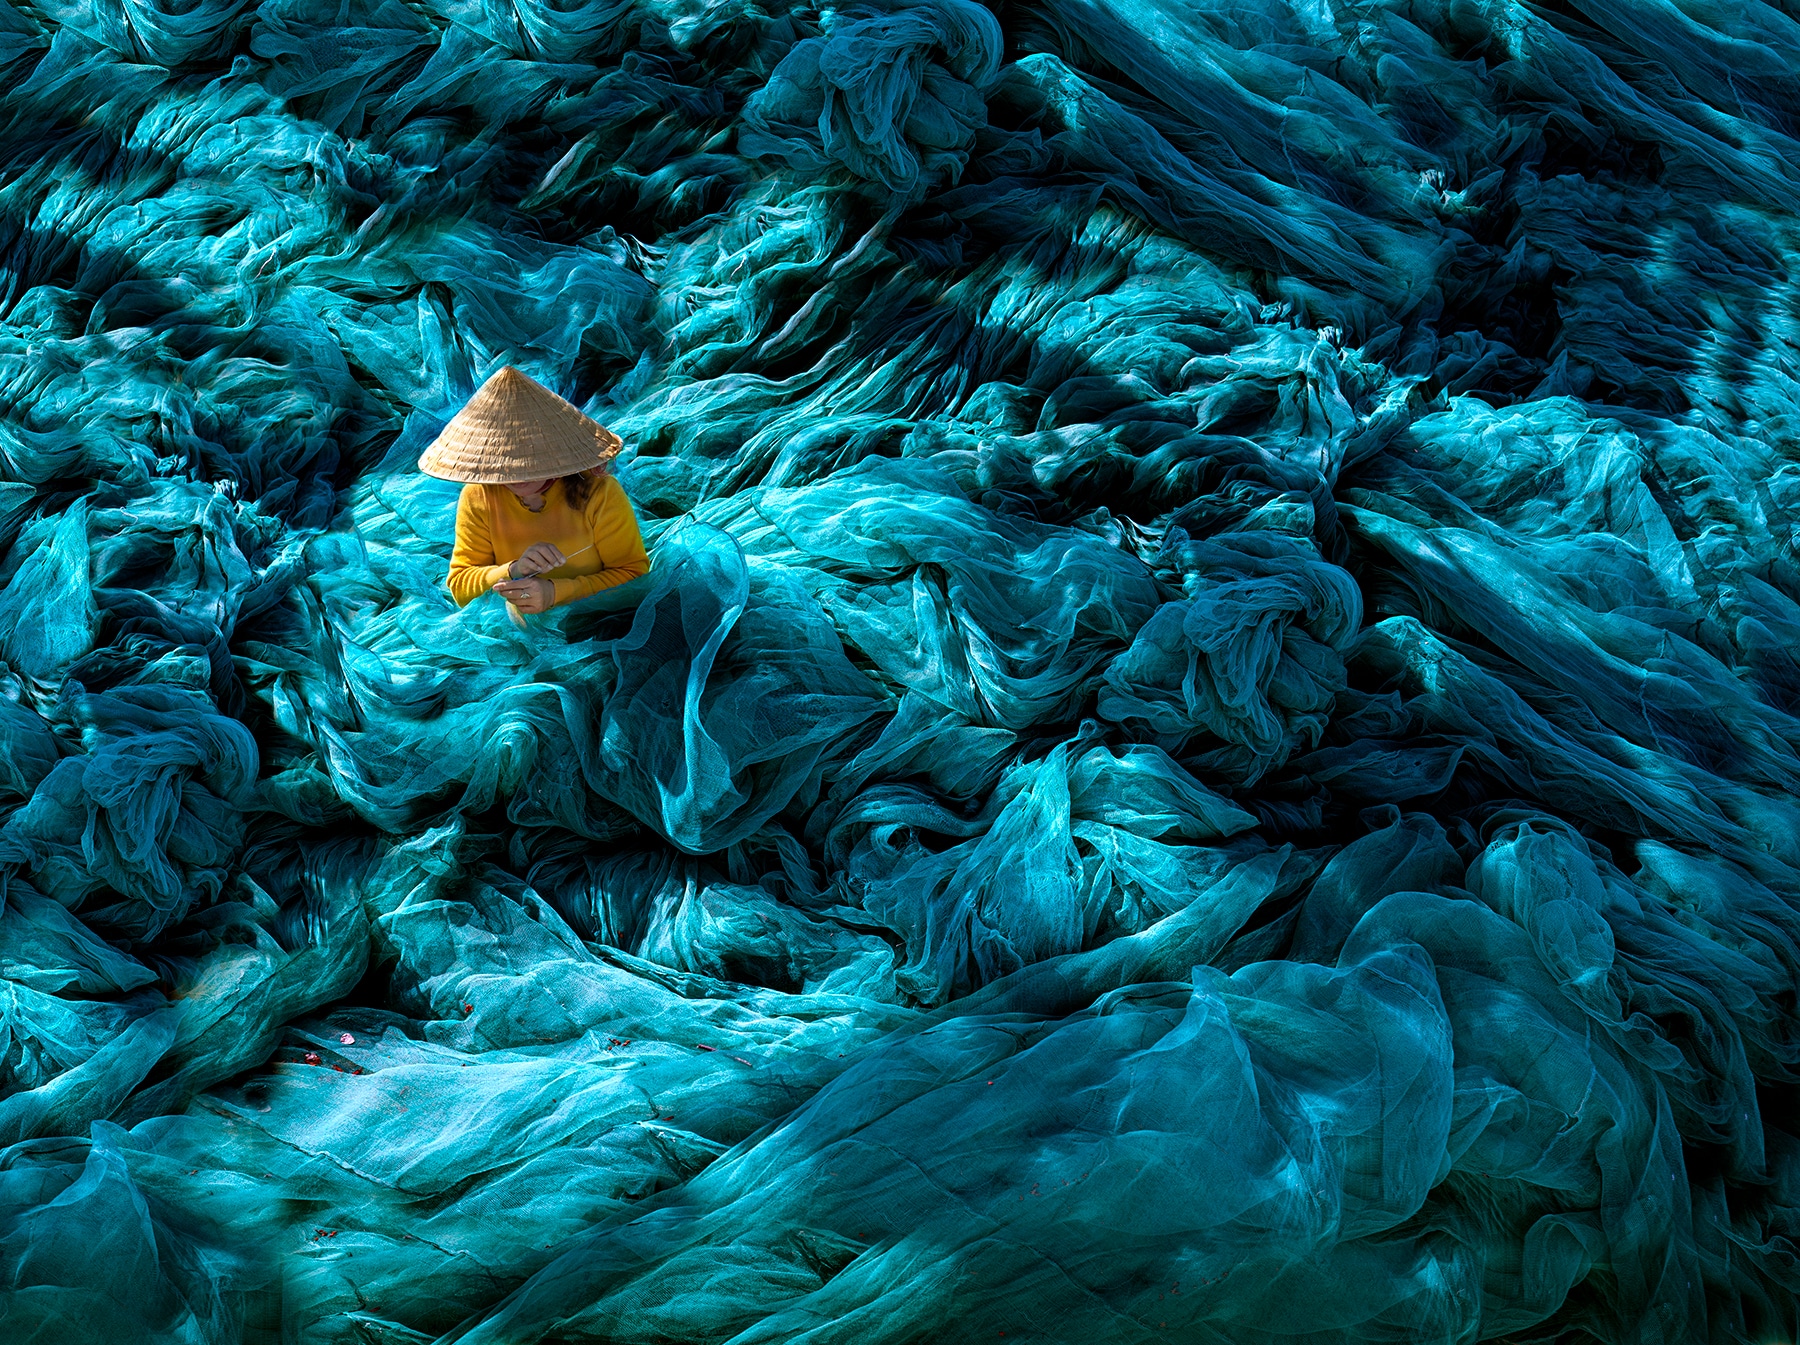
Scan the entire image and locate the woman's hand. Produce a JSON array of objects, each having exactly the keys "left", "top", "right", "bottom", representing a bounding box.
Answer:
[
  {"left": 493, "top": 576, "right": 555, "bottom": 614},
  {"left": 507, "top": 542, "right": 567, "bottom": 579}
]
